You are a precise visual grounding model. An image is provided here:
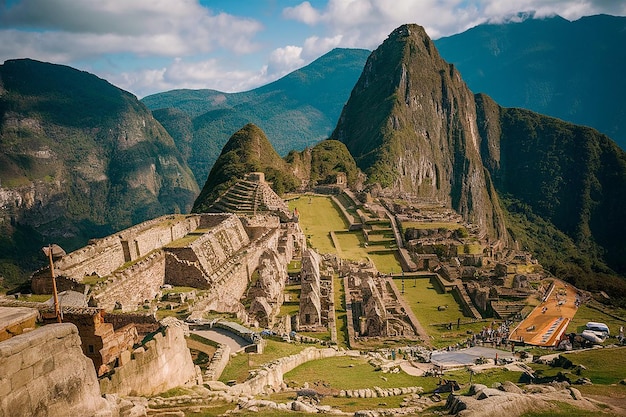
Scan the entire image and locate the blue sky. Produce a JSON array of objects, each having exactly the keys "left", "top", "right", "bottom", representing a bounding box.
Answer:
[{"left": 1, "top": 0, "right": 625, "bottom": 98}]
